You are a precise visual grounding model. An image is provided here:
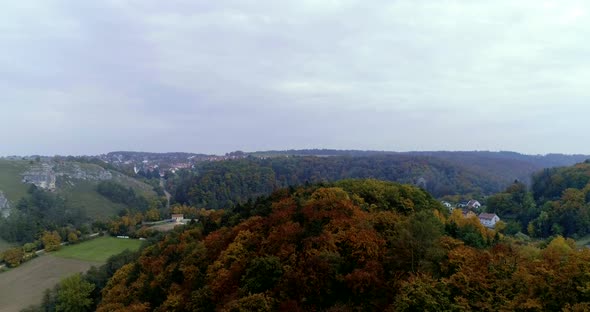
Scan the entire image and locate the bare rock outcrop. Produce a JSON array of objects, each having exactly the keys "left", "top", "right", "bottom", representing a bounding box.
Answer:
[
  {"left": 22, "top": 162, "right": 113, "bottom": 191},
  {"left": 0, "top": 191, "right": 10, "bottom": 217},
  {"left": 22, "top": 163, "right": 57, "bottom": 190},
  {"left": 54, "top": 163, "right": 113, "bottom": 181}
]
